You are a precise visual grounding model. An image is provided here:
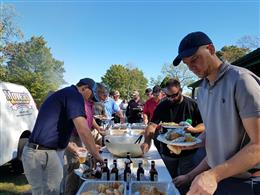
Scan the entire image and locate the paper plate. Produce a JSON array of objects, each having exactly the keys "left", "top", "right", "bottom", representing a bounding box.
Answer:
[{"left": 157, "top": 134, "right": 201, "bottom": 146}]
